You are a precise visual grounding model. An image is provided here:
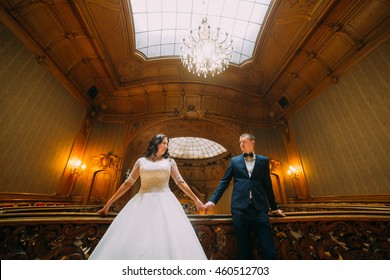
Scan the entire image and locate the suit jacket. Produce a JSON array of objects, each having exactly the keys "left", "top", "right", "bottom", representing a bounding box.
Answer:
[{"left": 209, "top": 154, "right": 278, "bottom": 212}]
